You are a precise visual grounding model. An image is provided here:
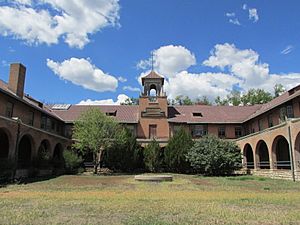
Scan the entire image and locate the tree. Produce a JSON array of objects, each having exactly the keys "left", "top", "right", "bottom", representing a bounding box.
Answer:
[
  {"left": 274, "top": 84, "right": 285, "bottom": 97},
  {"left": 195, "top": 96, "right": 212, "bottom": 105},
  {"left": 241, "top": 88, "right": 273, "bottom": 105},
  {"left": 186, "top": 135, "right": 242, "bottom": 176},
  {"left": 104, "top": 128, "right": 143, "bottom": 172},
  {"left": 143, "top": 139, "right": 162, "bottom": 172},
  {"left": 215, "top": 96, "right": 229, "bottom": 106},
  {"left": 121, "top": 97, "right": 139, "bottom": 105},
  {"left": 164, "top": 127, "right": 194, "bottom": 173},
  {"left": 72, "top": 108, "right": 123, "bottom": 174},
  {"left": 228, "top": 90, "right": 242, "bottom": 106},
  {"left": 175, "top": 95, "right": 193, "bottom": 105}
]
